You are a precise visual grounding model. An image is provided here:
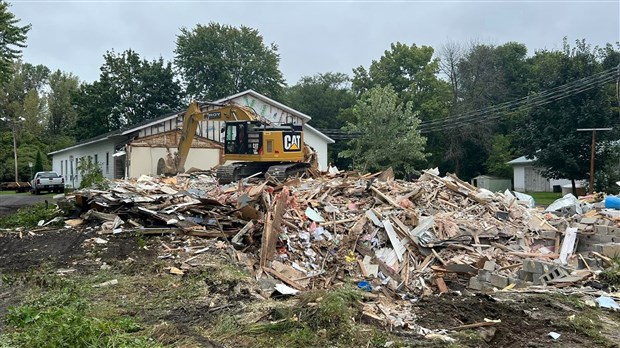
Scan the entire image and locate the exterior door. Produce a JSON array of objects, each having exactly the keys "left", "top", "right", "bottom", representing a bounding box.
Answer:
[{"left": 524, "top": 166, "right": 549, "bottom": 192}]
